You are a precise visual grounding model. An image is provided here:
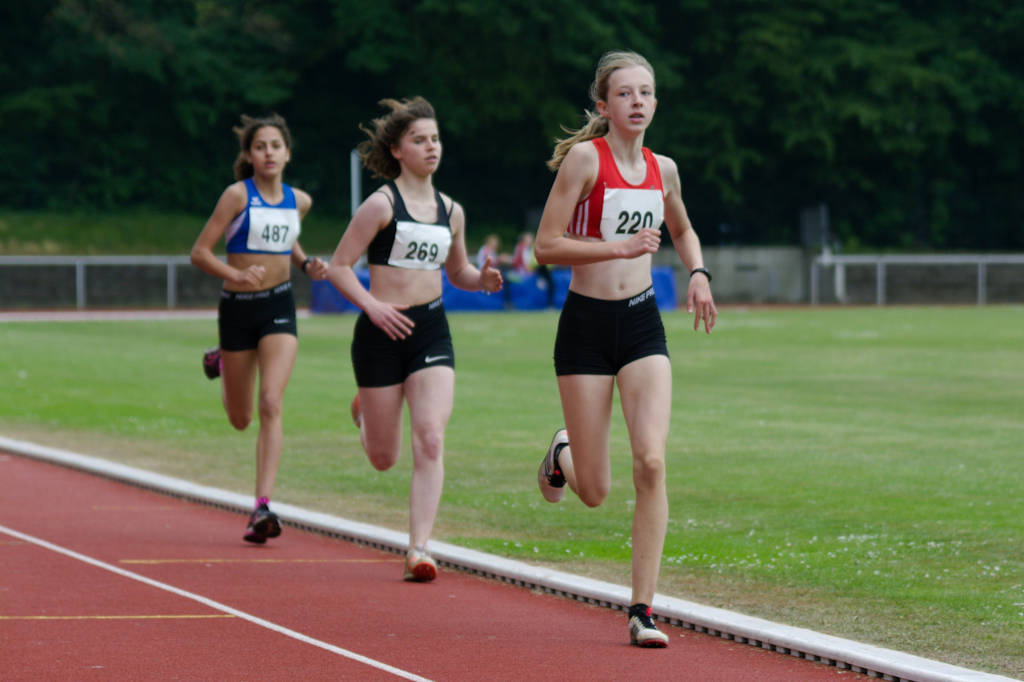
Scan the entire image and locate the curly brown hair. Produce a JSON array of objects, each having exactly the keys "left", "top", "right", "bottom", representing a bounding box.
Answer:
[{"left": 357, "top": 97, "right": 437, "bottom": 179}]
